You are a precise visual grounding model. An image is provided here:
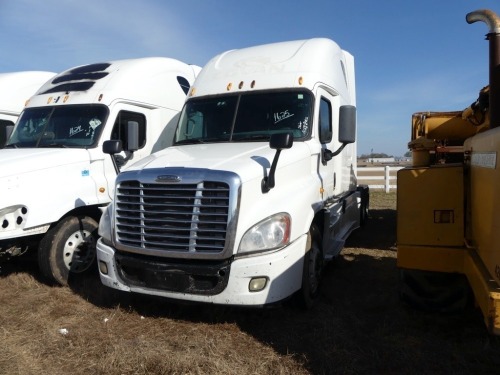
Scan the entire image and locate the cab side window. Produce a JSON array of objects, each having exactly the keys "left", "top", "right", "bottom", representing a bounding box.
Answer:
[
  {"left": 319, "top": 97, "right": 332, "bottom": 144},
  {"left": 110, "top": 111, "right": 146, "bottom": 151}
]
